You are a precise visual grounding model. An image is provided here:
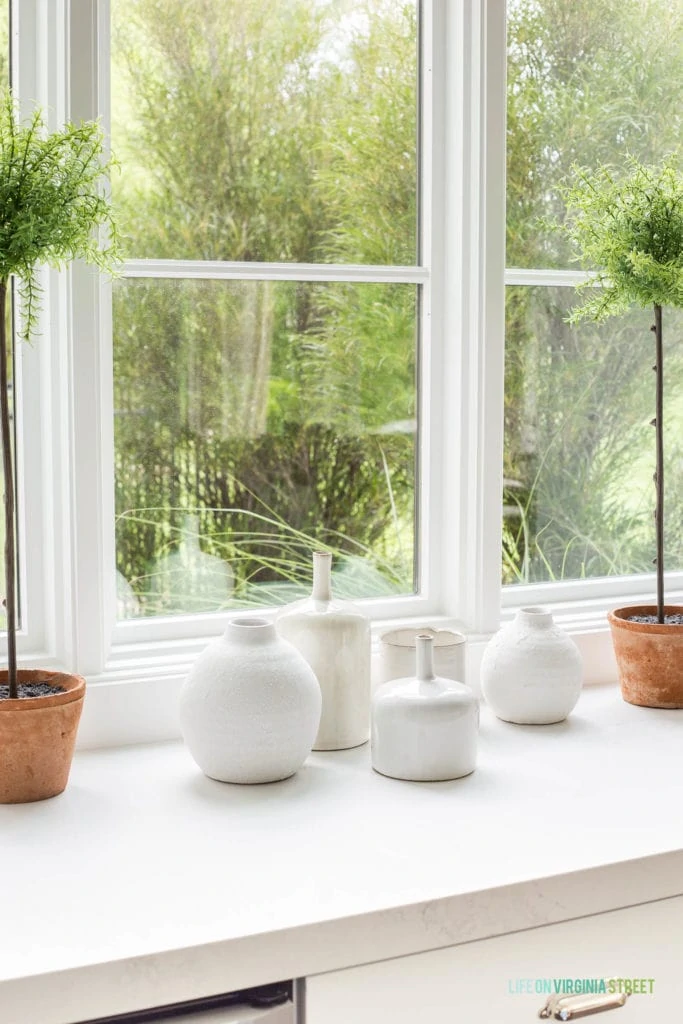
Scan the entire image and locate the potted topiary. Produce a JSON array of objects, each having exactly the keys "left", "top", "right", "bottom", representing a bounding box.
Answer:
[
  {"left": 0, "top": 94, "right": 119, "bottom": 802},
  {"left": 562, "top": 155, "right": 683, "bottom": 707}
]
